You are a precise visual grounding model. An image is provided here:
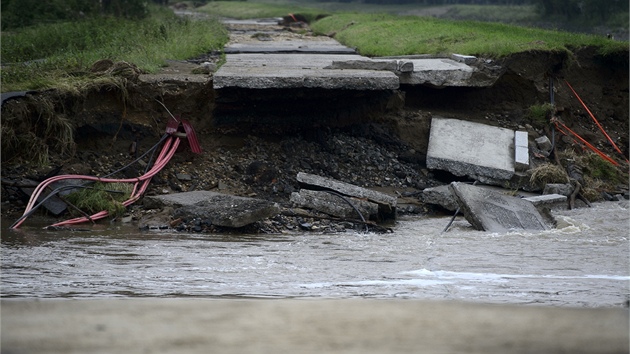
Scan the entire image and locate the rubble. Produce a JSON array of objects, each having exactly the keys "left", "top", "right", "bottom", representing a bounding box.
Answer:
[{"left": 296, "top": 172, "right": 397, "bottom": 220}]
